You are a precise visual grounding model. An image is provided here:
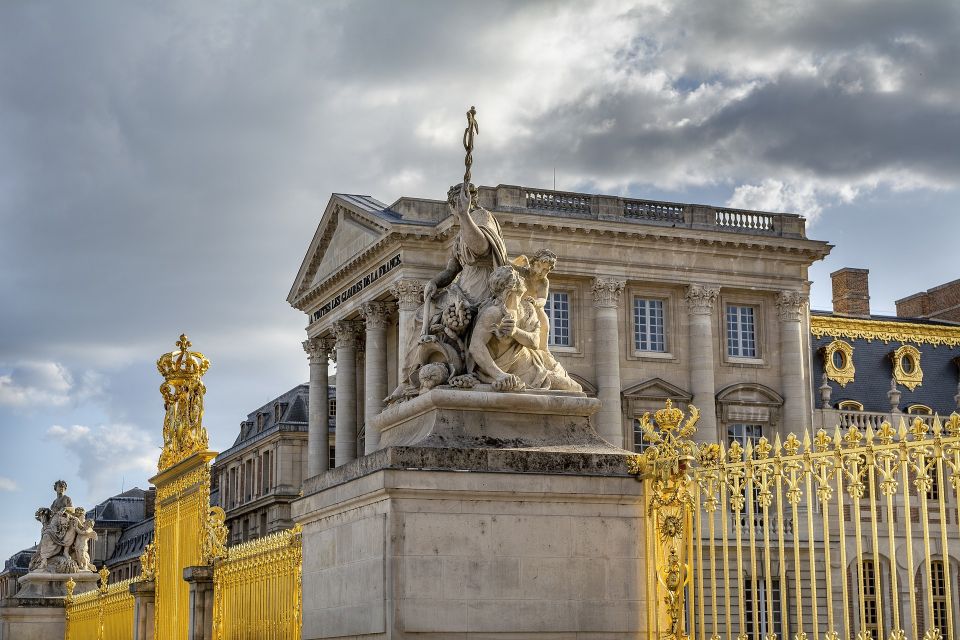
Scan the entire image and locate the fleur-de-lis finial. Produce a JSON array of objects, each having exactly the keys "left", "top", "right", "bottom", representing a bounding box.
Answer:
[{"left": 177, "top": 333, "right": 191, "bottom": 353}]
